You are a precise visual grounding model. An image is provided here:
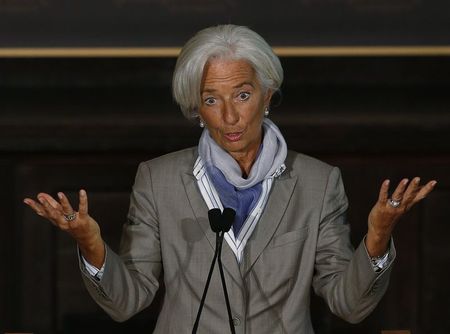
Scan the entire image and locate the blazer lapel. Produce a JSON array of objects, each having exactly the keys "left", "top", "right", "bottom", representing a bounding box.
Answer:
[
  {"left": 241, "top": 172, "right": 298, "bottom": 277},
  {"left": 181, "top": 173, "right": 244, "bottom": 290}
]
